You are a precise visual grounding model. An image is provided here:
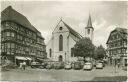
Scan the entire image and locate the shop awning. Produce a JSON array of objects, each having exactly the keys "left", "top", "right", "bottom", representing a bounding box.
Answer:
[{"left": 15, "top": 56, "right": 28, "bottom": 60}]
